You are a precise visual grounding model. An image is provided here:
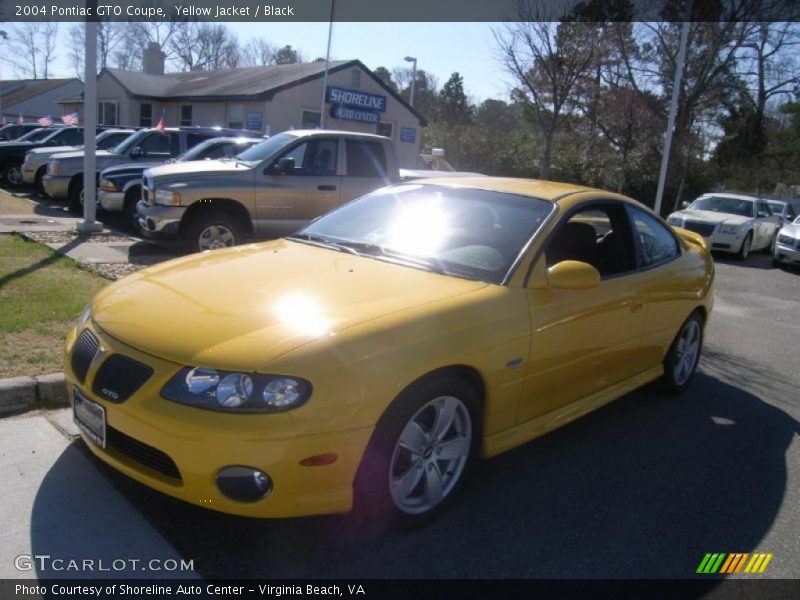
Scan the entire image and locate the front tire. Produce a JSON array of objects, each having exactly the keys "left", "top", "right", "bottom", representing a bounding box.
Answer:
[
  {"left": 735, "top": 231, "right": 752, "bottom": 261},
  {"left": 184, "top": 211, "right": 242, "bottom": 253},
  {"left": 68, "top": 178, "right": 83, "bottom": 212},
  {"left": 123, "top": 188, "right": 141, "bottom": 233},
  {"left": 4, "top": 163, "right": 23, "bottom": 187},
  {"left": 662, "top": 312, "right": 704, "bottom": 394},
  {"left": 354, "top": 376, "right": 480, "bottom": 528}
]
